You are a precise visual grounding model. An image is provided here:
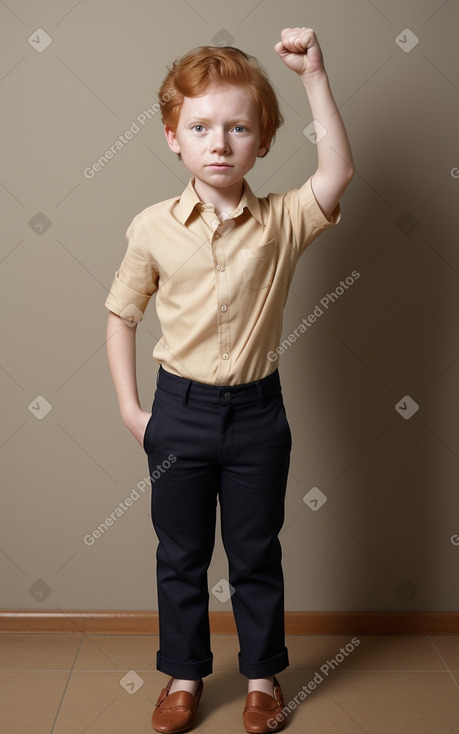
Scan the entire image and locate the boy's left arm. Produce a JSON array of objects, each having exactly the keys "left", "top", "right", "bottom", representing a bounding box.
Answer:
[{"left": 275, "top": 27, "right": 354, "bottom": 220}]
